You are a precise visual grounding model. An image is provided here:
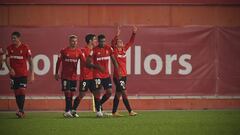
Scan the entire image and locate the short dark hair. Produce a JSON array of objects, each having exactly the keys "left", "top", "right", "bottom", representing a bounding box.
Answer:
[
  {"left": 11, "top": 31, "right": 21, "bottom": 38},
  {"left": 98, "top": 34, "right": 106, "bottom": 41},
  {"left": 85, "top": 34, "right": 96, "bottom": 44}
]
